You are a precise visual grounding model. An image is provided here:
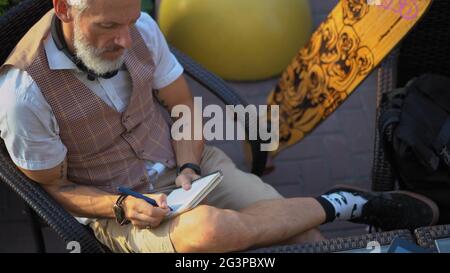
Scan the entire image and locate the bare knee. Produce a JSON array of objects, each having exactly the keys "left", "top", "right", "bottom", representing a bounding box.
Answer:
[{"left": 170, "top": 205, "right": 251, "bottom": 253}]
